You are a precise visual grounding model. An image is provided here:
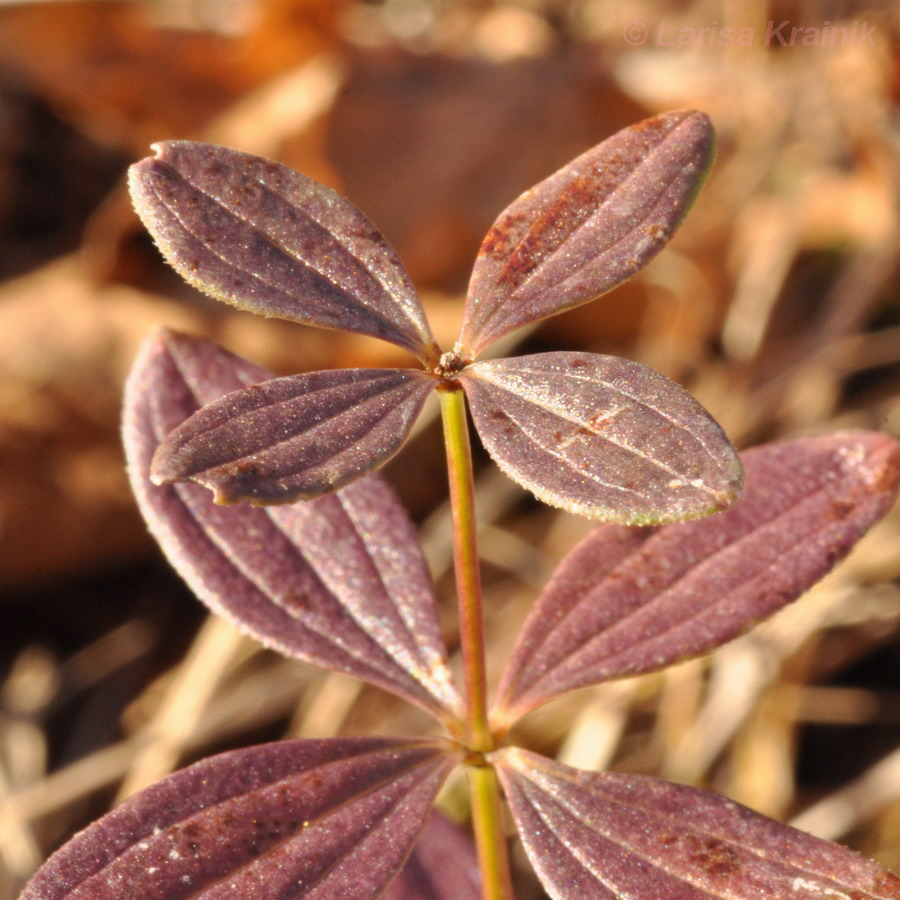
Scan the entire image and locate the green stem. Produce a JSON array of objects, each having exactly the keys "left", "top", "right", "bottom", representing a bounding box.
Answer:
[
  {"left": 467, "top": 762, "right": 515, "bottom": 900},
  {"left": 439, "top": 384, "right": 491, "bottom": 753},
  {"left": 439, "top": 384, "right": 513, "bottom": 900}
]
